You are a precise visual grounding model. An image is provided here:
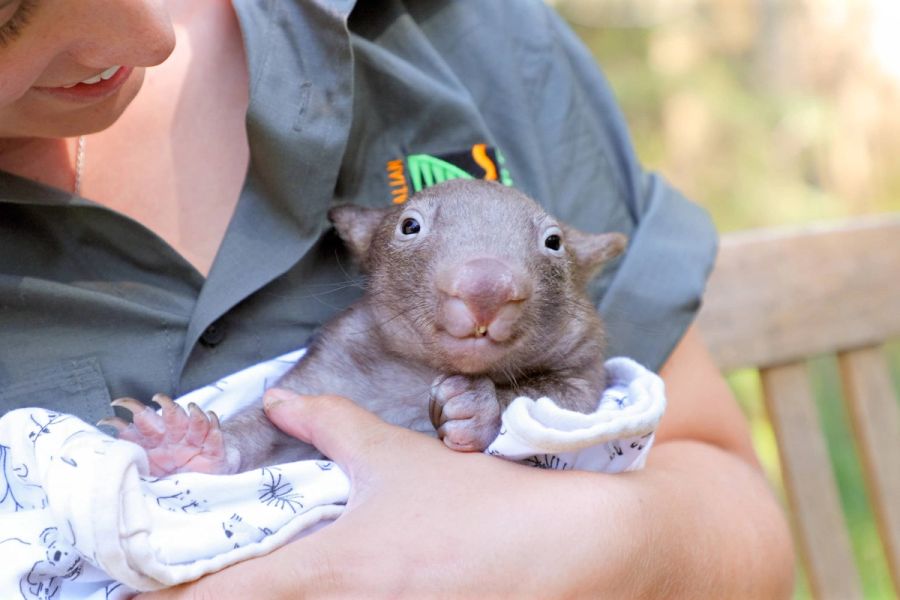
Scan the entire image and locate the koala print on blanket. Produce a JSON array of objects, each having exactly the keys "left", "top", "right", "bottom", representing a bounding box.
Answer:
[{"left": 19, "top": 526, "right": 83, "bottom": 600}]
